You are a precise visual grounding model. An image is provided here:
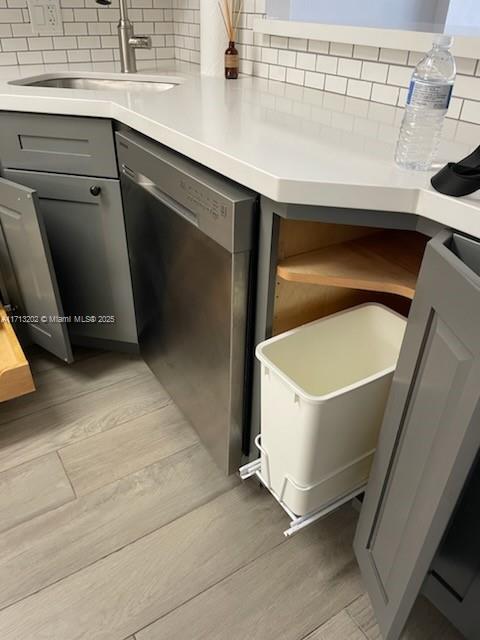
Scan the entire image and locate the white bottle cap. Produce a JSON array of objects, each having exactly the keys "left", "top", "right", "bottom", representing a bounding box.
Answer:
[{"left": 434, "top": 34, "right": 453, "bottom": 48}]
